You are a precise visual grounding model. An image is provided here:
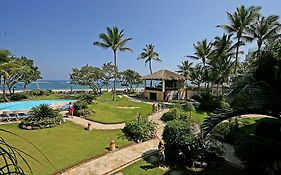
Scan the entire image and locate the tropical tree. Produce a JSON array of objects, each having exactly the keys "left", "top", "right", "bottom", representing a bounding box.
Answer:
[
  {"left": 190, "top": 65, "right": 204, "bottom": 89},
  {"left": 208, "top": 34, "right": 236, "bottom": 94},
  {"left": 246, "top": 15, "right": 281, "bottom": 57},
  {"left": 218, "top": 5, "right": 261, "bottom": 75},
  {"left": 94, "top": 27, "right": 132, "bottom": 100},
  {"left": 138, "top": 44, "right": 161, "bottom": 74},
  {"left": 120, "top": 69, "right": 142, "bottom": 92},
  {"left": 100, "top": 62, "right": 116, "bottom": 91},
  {"left": 201, "top": 48, "right": 281, "bottom": 137},
  {"left": 187, "top": 39, "right": 212, "bottom": 70},
  {"left": 70, "top": 65, "right": 104, "bottom": 93},
  {"left": 177, "top": 60, "right": 193, "bottom": 80}
]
